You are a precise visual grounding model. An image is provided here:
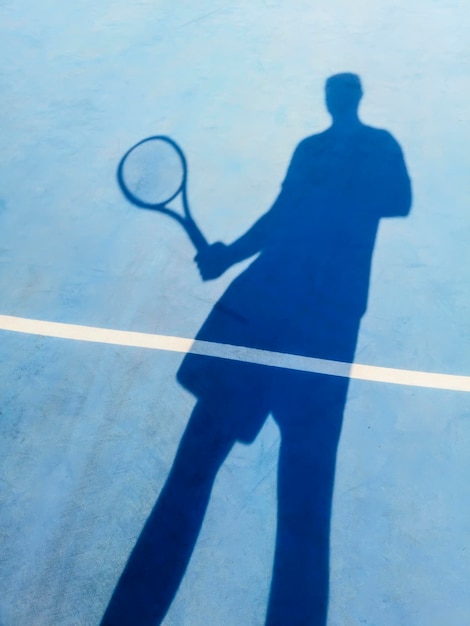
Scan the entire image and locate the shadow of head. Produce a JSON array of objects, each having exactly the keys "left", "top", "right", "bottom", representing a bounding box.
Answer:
[{"left": 325, "top": 73, "right": 363, "bottom": 120}]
